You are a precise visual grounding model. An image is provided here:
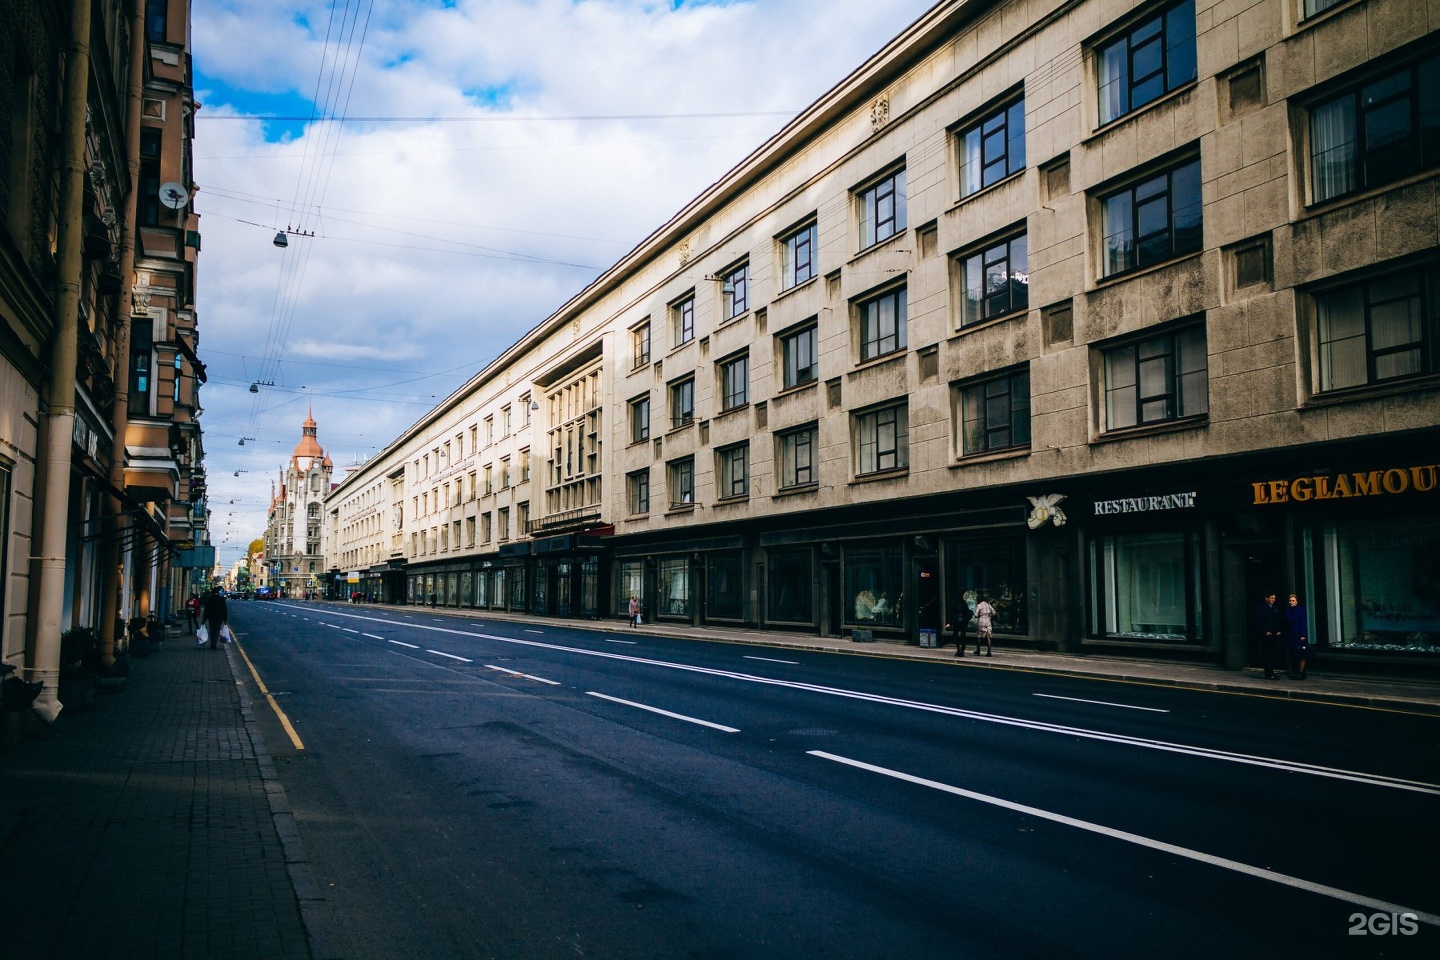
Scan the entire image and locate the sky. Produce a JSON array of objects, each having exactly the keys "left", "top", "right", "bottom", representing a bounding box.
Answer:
[{"left": 192, "top": 0, "right": 940, "bottom": 570}]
